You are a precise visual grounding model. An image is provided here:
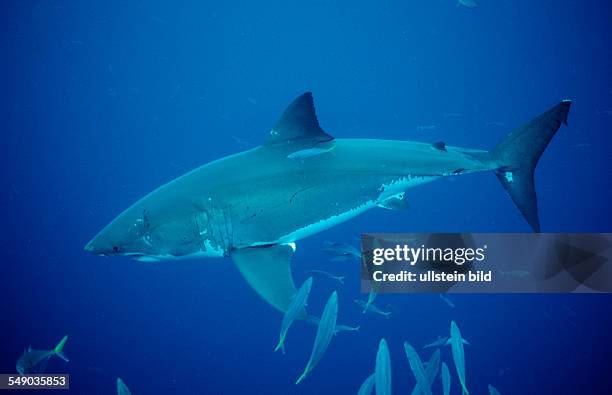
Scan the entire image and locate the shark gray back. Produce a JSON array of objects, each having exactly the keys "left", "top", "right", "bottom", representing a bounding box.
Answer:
[{"left": 85, "top": 92, "right": 571, "bottom": 314}]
